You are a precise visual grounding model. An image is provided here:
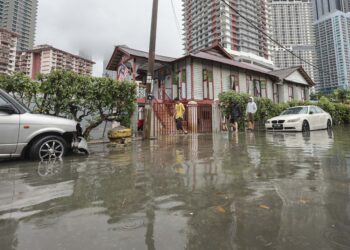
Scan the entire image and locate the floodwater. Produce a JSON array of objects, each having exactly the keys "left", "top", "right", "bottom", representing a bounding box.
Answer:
[{"left": 1, "top": 128, "right": 350, "bottom": 250}]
